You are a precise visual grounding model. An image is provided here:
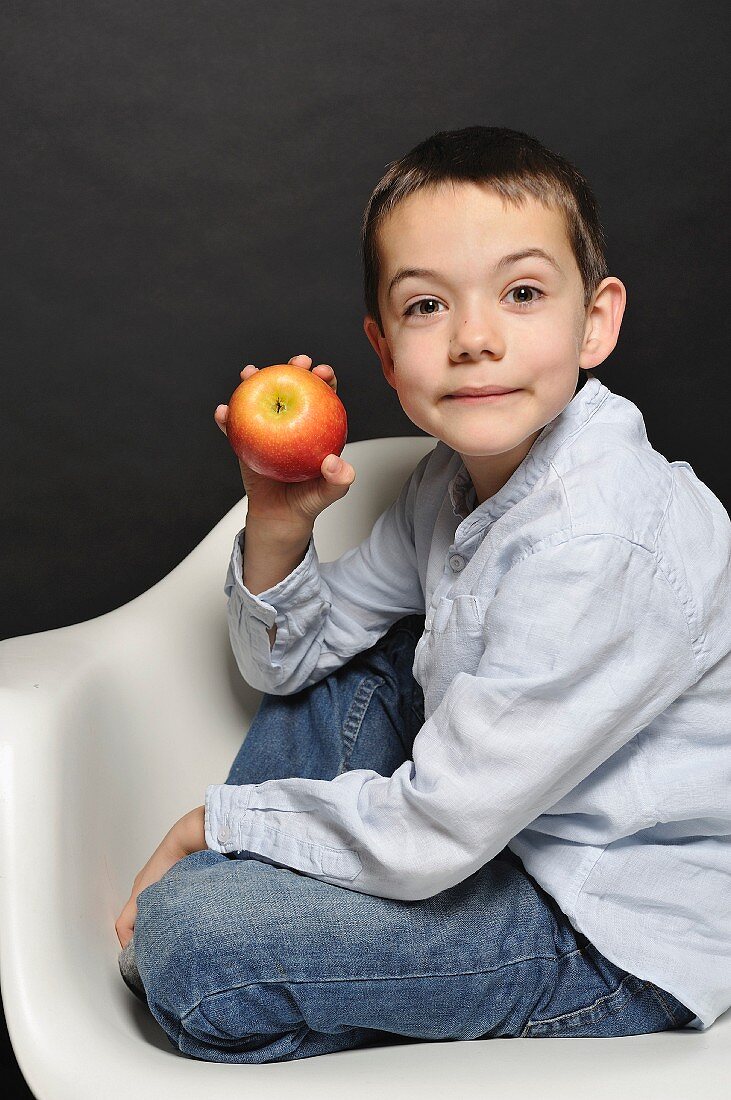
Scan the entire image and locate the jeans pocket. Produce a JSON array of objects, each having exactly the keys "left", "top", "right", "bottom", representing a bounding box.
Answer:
[
  {"left": 339, "top": 674, "right": 383, "bottom": 771},
  {"left": 521, "top": 973, "right": 681, "bottom": 1038}
]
